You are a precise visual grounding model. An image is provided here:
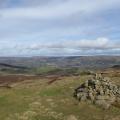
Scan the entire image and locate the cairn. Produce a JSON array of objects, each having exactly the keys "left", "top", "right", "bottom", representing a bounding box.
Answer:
[{"left": 74, "top": 73, "right": 120, "bottom": 109}]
